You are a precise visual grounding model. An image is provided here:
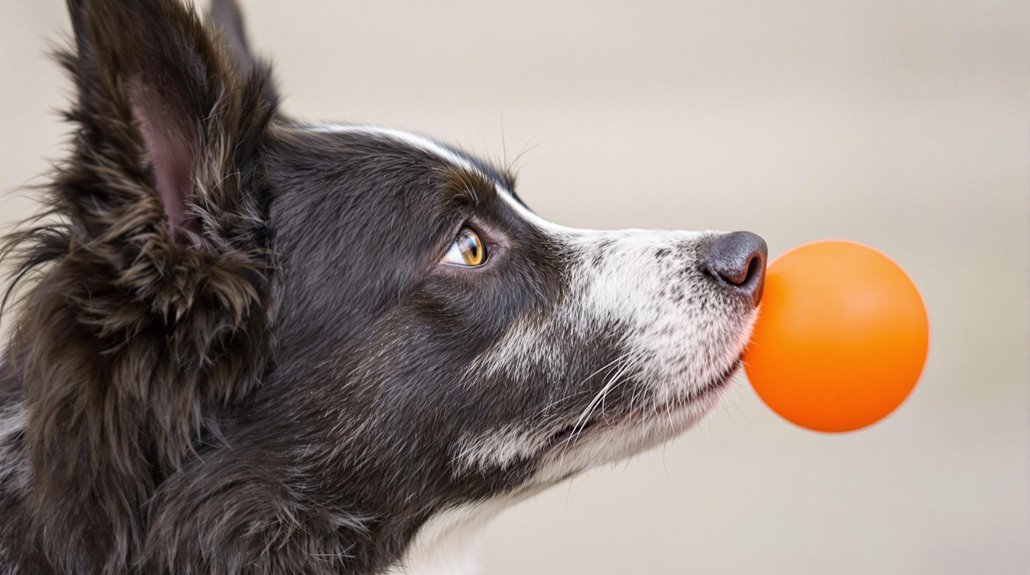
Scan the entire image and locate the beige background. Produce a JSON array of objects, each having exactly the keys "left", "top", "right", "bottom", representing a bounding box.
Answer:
[{"left": 3, "top": 1, "right": 1028, "bottom": 573}]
